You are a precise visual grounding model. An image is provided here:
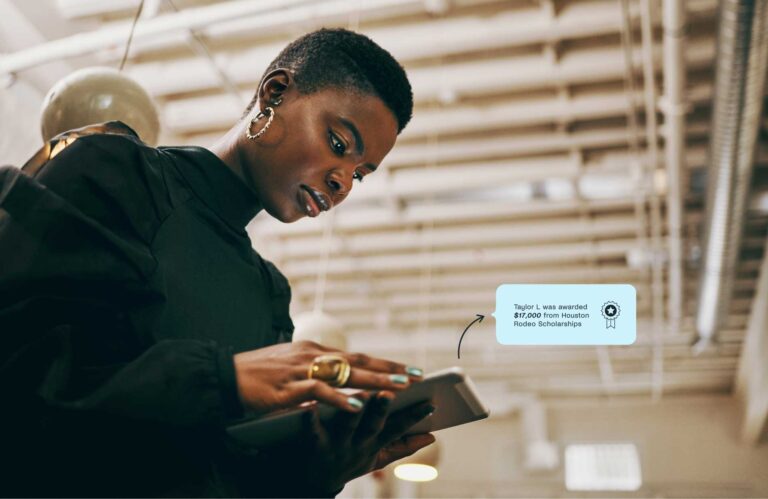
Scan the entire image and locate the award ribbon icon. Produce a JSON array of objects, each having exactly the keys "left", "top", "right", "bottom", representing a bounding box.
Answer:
[{"left": 601, "top": 301, "right": 620, "bottom": 329}]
